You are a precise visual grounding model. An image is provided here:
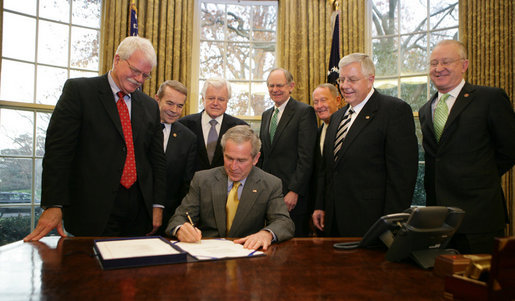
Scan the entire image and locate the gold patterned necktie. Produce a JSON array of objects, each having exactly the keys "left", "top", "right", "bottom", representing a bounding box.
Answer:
[
  {"left": 434, "top": 93, "right": 450, "bottom": 142},
  {"left": 226, "top": 181, "right": 241, "bottom": 235}
]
